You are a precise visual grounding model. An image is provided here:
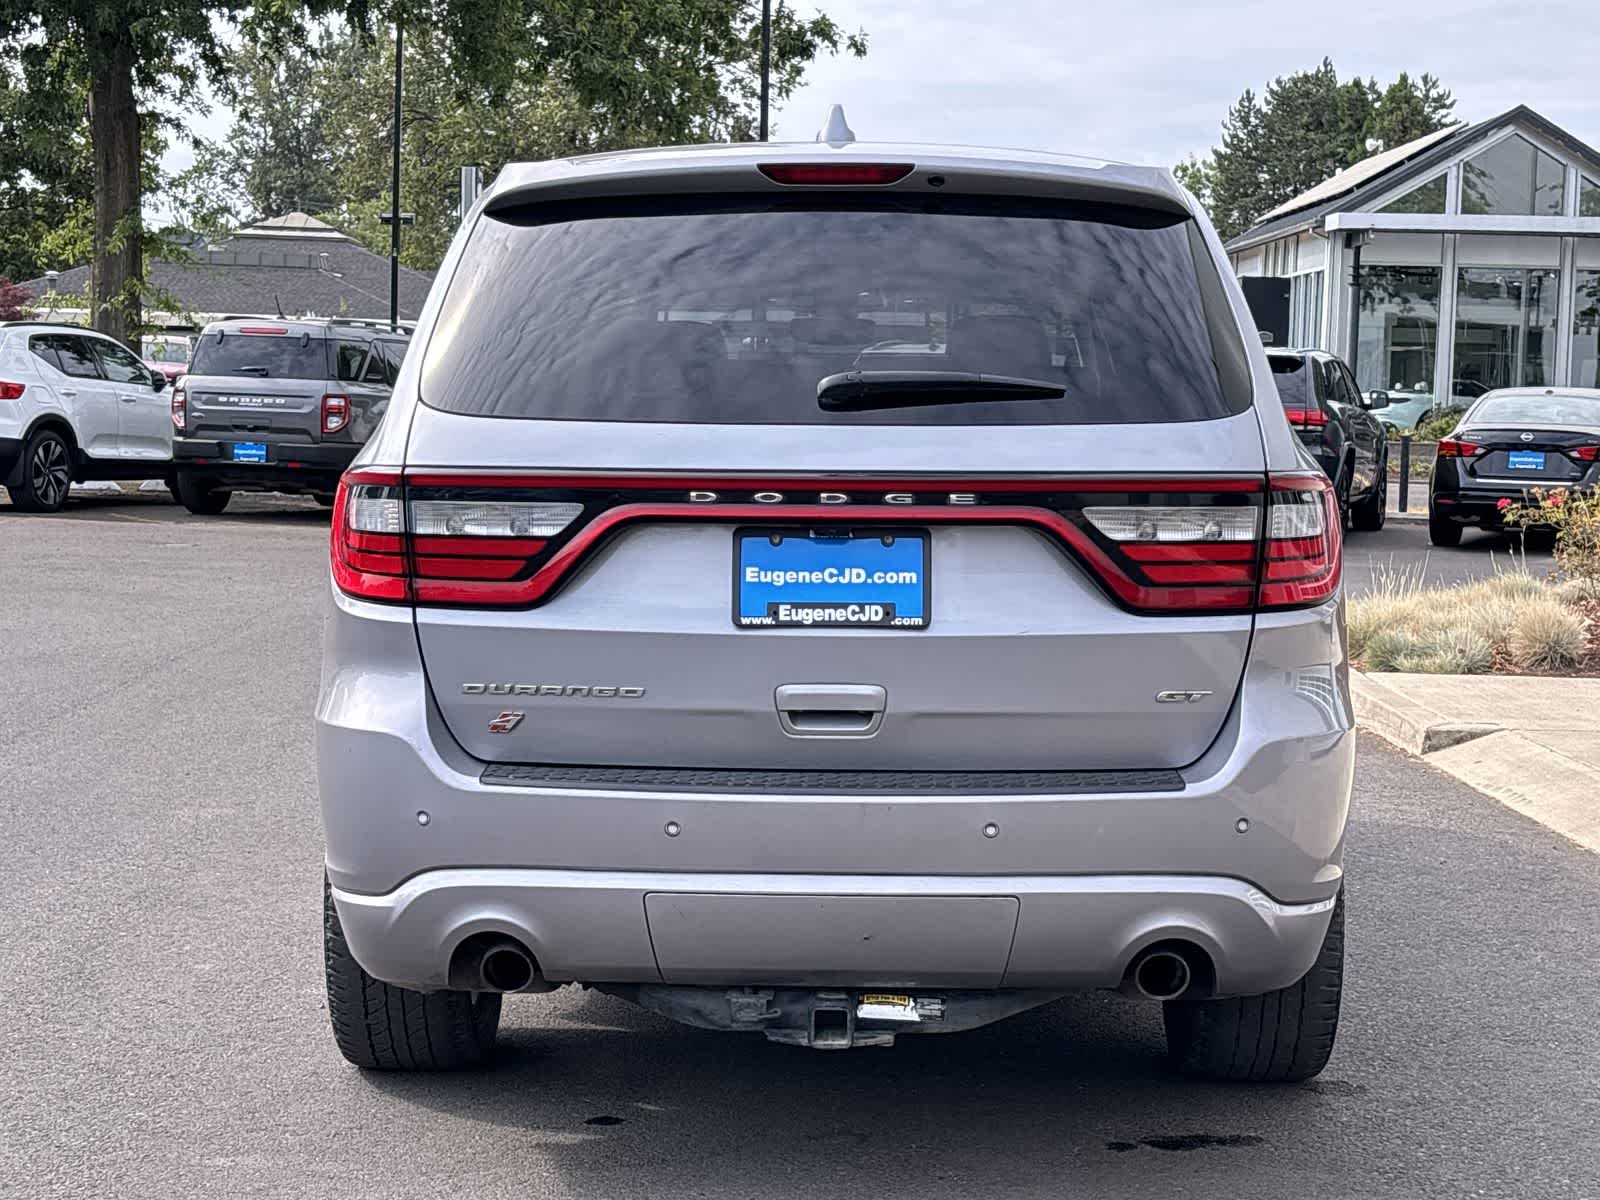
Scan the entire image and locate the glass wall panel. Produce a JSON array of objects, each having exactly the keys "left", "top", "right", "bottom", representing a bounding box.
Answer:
[
  {"left": 1354, "top": 266, "right": 1441, "bottom": 414},
  {"left": 1574, "top": 269, "right": 1600, "bottom": 388},
  {"left": 1582, "top": 175, "right": 1600, "bottom": 218},
  {"left": 1453, "top": 267, "right": 1561, "bottom": 398},
  {"left": 1379, "top": 175, "right": 1447, "bottom": 214},
  {"left": 1460, "top": 135, "right": 1565, "bottom": 216},
  {"left": 1289, "top": 271, "right": 1325, "bottom": 348}
]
